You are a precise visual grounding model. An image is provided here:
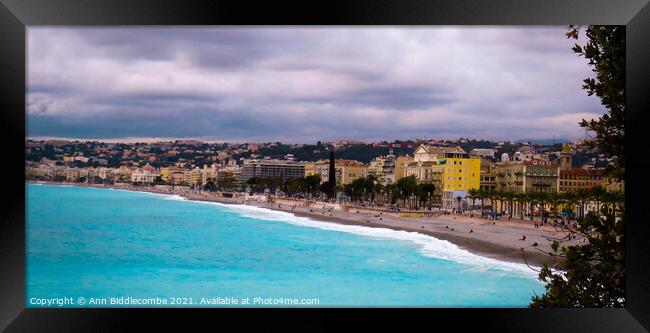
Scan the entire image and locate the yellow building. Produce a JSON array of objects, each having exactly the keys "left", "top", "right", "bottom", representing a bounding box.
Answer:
[
  {"left": 393, "top": 156, "right": 413, "bottom": 181},
  {"left": 411, "top": 144, "right": 480, "bottom": 191},
  {"left": 368, "top": 158, "right": 386, "bottom": 178},
  {"left": 171, "top": 171, "right": 186, "bottom": 185},
  {"left": 303, "top": 162, "right": 320, "bottom": 177},
  {"left": 217, "top": 166, "right": 242, "bottom": 186},
  {"left": 337, "top": 159, "right": 368, "bottom": 185},
  {"left": 440, "top": 156, "right": 481, "bottom": 191},
  {"left": 116, "top": 165, "right": 132, "bottom": 182},
  {"left": 184, "top": 168, "right": 203, "bottom": 186},
  {"left": 160, "top": 166, "right": 177, "bottom": 183}
]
